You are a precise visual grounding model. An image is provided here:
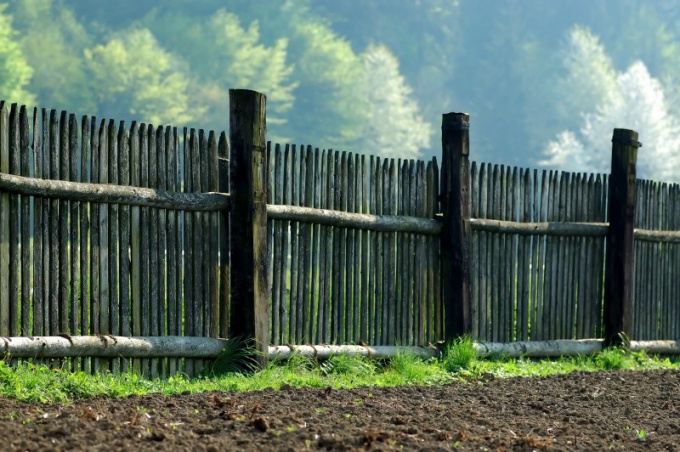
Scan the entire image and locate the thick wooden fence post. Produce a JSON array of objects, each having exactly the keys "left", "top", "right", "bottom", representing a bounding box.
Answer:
[
  {"left": 441, "top": 113, "right": 472, "bottom": 341},
  {"left": 229, "top": 89, "right": 269, "bottom": 366},
  {"left": 603, "top": 128, "right": 639, "bottom": 347}
]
